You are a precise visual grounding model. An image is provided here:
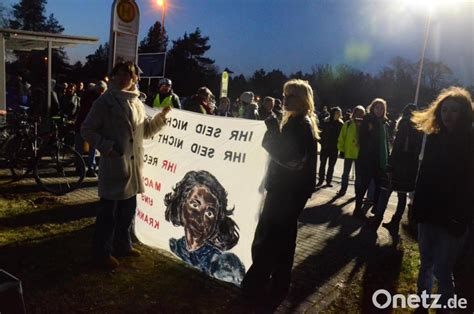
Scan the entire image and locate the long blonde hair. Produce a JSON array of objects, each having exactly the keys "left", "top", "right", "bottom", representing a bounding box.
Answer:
[
  {"left": 411, "top": 86, "right": 473, "bottom": 134},
  {"left": 282, "top": 79, "right": 320, "bottom": 139}
]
